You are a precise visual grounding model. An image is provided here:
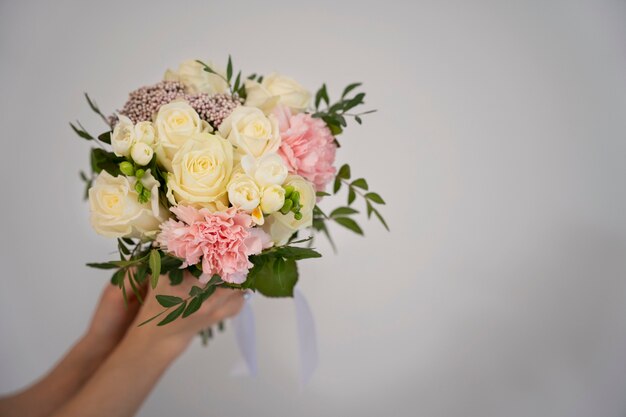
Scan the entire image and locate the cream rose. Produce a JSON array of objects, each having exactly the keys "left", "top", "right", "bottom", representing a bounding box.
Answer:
[
  {"left": 245, "top": 73, "right": 311, "bottom": 113},
  {"left": 154, "top": 101, "right": 204, "bottom": 171},
  {"left": 89, "top": 170, "right": 166, "bottom": 238},
  {"left": 218, "top": 106, "right": 280, "bottom": 158},
  {"left": 111, "top": 115, "right": 135, "bottom": 157},
  {"left": 263, "top": 175, "right": 315, "bottom": 245},
  {"left": 166, "top": 132, "right": 234, "bottom": 209},
  {"left": 134, "top": 121, "right": 156, "bottom": 145},
  {"left": 260, "top": 184, "right": 285, "bottom": 214},
  {"left": 227, "top": 174, "right": 261, "bottom": 211},
  {"left": 164, "top": 60, "right": 229, "bottom": 95}
]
